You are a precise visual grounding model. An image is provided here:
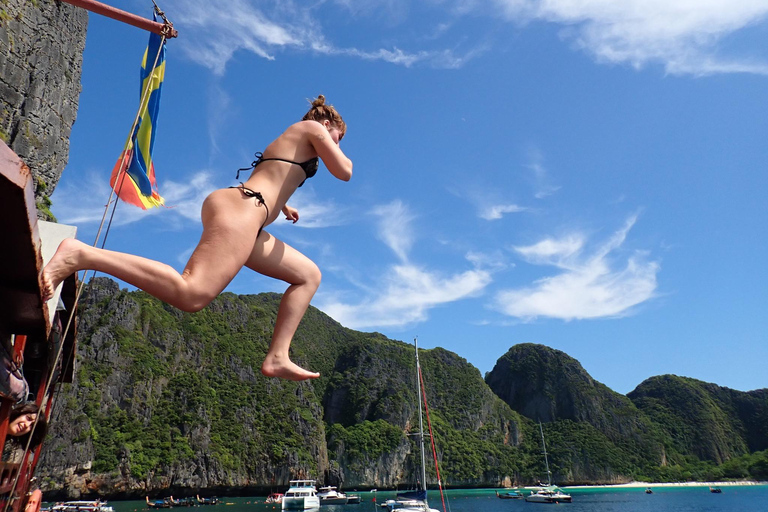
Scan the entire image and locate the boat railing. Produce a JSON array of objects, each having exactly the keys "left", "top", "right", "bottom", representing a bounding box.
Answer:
[{"left": 0, "top": 462, "right": 20, "bottom": 495}]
